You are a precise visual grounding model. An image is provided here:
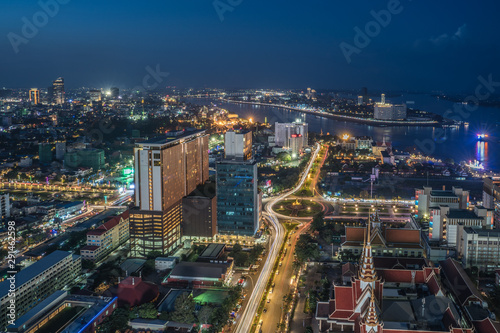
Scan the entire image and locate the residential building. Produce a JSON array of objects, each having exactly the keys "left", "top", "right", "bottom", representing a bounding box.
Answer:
[
  {"left": 224, "top": 130, "right": 252, "bottom": 160},
  {"left": 416, "top": 186, "right": 469, "bottom": 218},
  {"left": 274, "top": 121, "right": 308, "bottom": 149},
  {"left": 130, "top": 129, "right": 209, "bottom": 258},
  {"left": 7, "top": 291, "right": 117, "bottom": 333},
  {"left": 0, "top": 251, "right": 81, "bottom": 331},
  {"left": 80, "top": 210, "right": 130, "bottom": 261},
  {"left": 429, "top": 205, "right": 493, "bottom": 245},
  {"left": 460, "top": 227, "right": 500, "bottom": 271}
]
